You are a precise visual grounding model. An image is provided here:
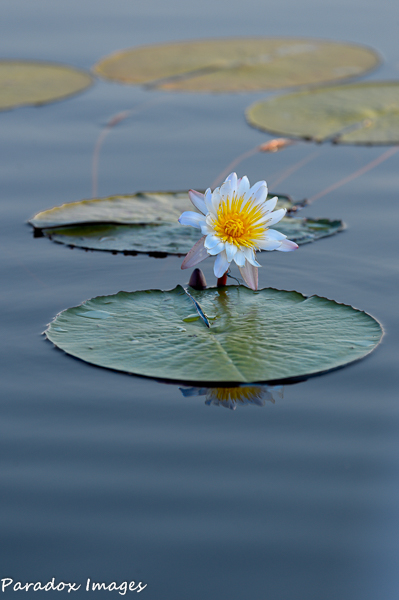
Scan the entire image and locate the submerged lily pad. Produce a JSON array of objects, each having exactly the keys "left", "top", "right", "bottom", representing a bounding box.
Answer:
[
  {"left": 46, "top": 285, "right": 382, "bottom": 384},
  {"left": 247, "top": 81, "right": 399, "bottom": 144},
  {"left": 93, "top": 38, "right": 379, "bottom": 93},
  {"left": 29, "top": 192, "right": 344, "bottom": 255},
  {"left": 0, "top": 61, "right": 93, "bottom": 111}
]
